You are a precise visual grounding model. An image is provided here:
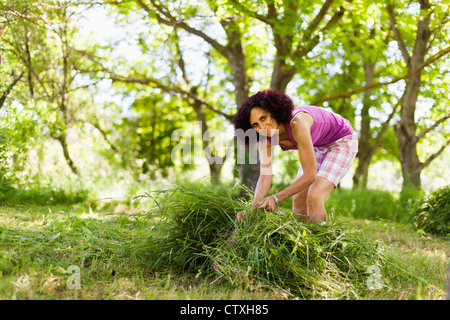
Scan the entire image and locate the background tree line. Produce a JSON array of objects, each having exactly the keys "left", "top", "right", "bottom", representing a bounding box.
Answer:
[{"left": 1, "top": 0, "right": 449, "bottom": 196}]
